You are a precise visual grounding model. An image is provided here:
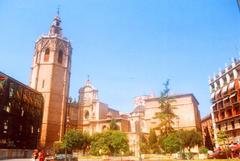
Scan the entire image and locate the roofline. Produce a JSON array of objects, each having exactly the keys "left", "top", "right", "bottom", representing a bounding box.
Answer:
[
  {"left": 145, "top": 93, "right": 199, "bottom": 105},
  {"left": 35, "top": 35, "right": 72, "bottom": 46},
  {"left": 0, "top": 71, "right": 42, "bottom": 95},
  {"left": 201, "top": 113, "right": 212, "bottom": 122}
]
